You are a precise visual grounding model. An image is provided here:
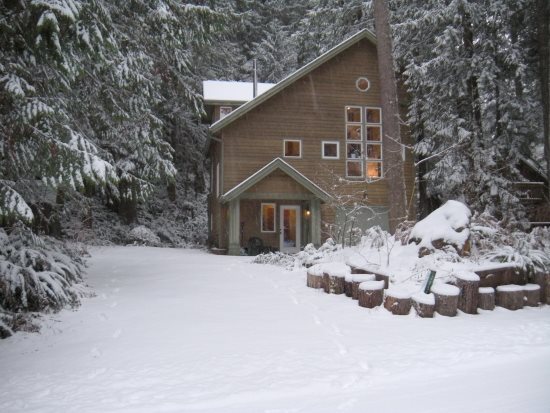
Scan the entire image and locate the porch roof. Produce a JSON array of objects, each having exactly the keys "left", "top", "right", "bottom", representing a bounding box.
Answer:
[{"left": 220, "top": 158, "right": 332, "bottom": 203}]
